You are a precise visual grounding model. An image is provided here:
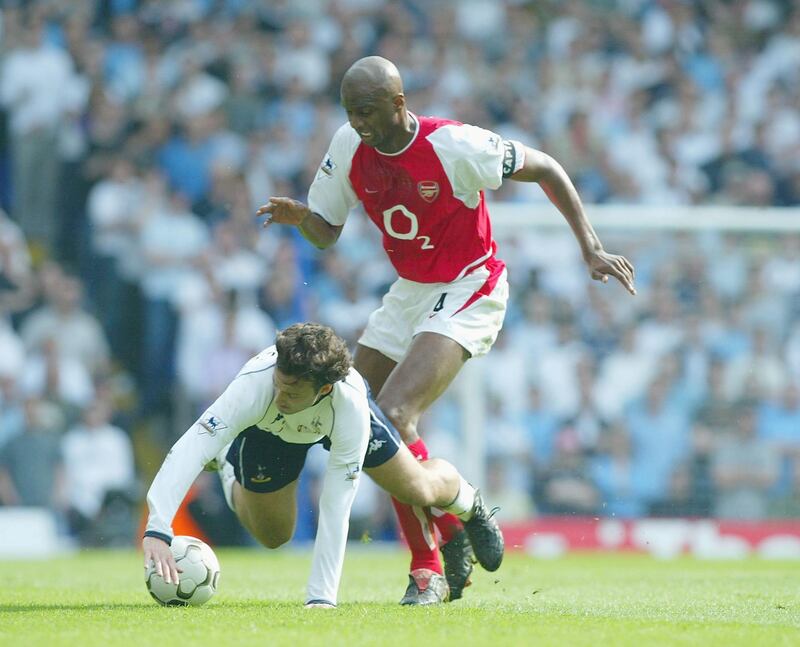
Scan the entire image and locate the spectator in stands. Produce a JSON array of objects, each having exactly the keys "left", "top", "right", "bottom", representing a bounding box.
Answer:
[
  {"left": 768, "top": 455, "right": 800, "bottom": 518},
  {"left": 757, "top": 383, "right": 800, "bottom": 495},
  {"left": 85, "top": 156, "right": 144, "bottom": 350},
  {"left": 19, "top": 336, "right": 95, "bottom": 418},
  {"left": 649, "top": 423, "right": 715, "bottom": 518},
  {"left": 533, "top": 322, "right": 588, "bottom": 419},
  {"left": 523, "top": 385, "right": 561, "bottom": 470},
  {"left": 625, "top": 375, "right": 692, "bottom": 505},
  {"left": 591, "top": 423, "right": 649, "bottom": 518},
  {"left": 483, "top": 329, "right": 530, "bottom": 415},
  {"left": 204, "top": 223, "right": 268, "bottom": 299},
  {"left": 176, "top": 288, "right": 274, "bottom": 416},
  {"left": 595, "top": 325, "right": 657, "bottom": 420},
  {"left": 695, "top": 360, "right": 739, "bottom": 434},
  {"left": 534, "top": 425, "right": 599, "bottom": 515},
  {"left": 0, "top": 312, "right": 25, "bottom": 384},
  {"left": 317, "top": 275, "right": 379, "bottom": 348},
  {"left": 20, "top": 272, "right": 110, "bottom": 376},
  {"left": 0, "top": 376, "right": 25, "bottom": 453},
  {"left": 0, "top": 397, "right": 66, "bottom": 511},
  {"left": 723, "top": 327, "right": 788, "bottom": 401},
  {"left": 485, "top": 455, "right": 536, "bottom": 523},
  {"left": 138, "top": 189, "right": 209, "bottom": 413},
  {"left": 0, "top": 209, "right": 35, "bottom": 315},
  {"left": 712, "top": 408, "right": 780, "bottom": 520},
  {"left": 546, "top": 110, "right": 612, "bottom": 203},
  {"left": 0, "top": 13, "right": 84, "bottom": 255},
  {"left": 258, "top": 244, "right": 309, "bottom": 329},
  {"left": 61, "top": 397, "right": 136, "bottom": 544}
]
